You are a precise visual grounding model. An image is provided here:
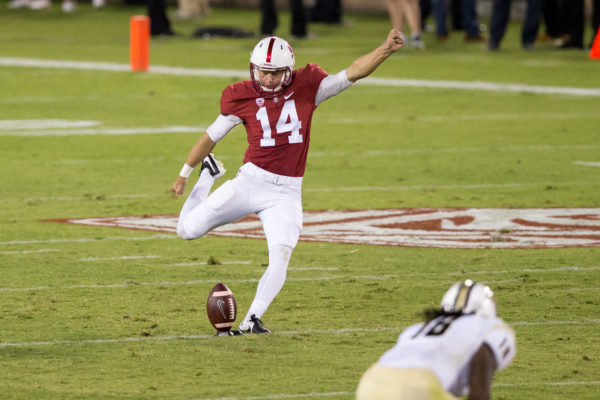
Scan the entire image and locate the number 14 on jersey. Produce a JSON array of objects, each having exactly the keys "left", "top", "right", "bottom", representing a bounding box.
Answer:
[{"left": 256, "top": 100, "right": 303, "bottom": 147}]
